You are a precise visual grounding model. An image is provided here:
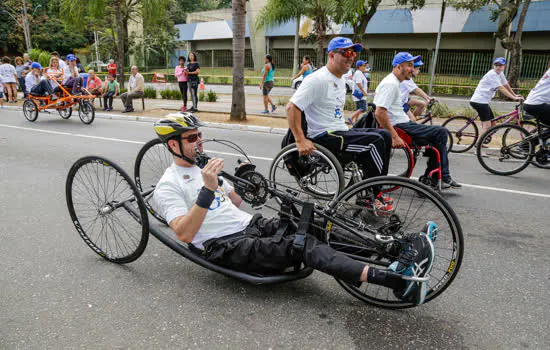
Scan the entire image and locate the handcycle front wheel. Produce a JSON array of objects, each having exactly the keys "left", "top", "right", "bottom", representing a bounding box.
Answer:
[
  {"left": 134, "top": 138, "right": 173, "bottom": 225},
  {"left": 78, "top": 101, "right": 95, "bottom": 124},
  {"left": 23, "top": 99, "right": 38, "bottom": 122},
  {"left": 66, "top": 155, "right": 149, "bottom": 263},
  {"left": 325, "top": 176, "right": 463, "bottom": 308}
]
